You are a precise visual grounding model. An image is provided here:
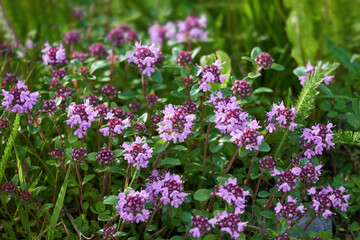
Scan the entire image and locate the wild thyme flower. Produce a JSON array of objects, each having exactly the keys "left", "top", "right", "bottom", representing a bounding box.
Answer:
[
  {"left": 275, "top": 196, "right": 306, "bottom": 223},
  {"left": 100, "top": 118, "right": 131, "bottom": 136},
  {"left": 145, "top": 171, "right": 188, "bottom": 208},
  {"left": 111, "top": 107, "right": 127, "bottom": 119},
  {"left": 115, "top": 189, "right": 150, "bottom": 223},
  {"left": 151, "top": 114, "right": 162, "bottom": 126},
  {"left": 300, "top": 123, "right": 335, "bottom": 158},
  {"left": 65, "top": 101, "right": 98, "bottom": 138},
  {"left": 190, "top": 216, "right": 211, "bottom": 238},
  {"left": 1, "top": 181, "right": 16, "bottom": 193},
  {"left": 218, "top": 178, "right": 250, "bottom": 213},
  {"left": 41, "top": 42, "right": 67, "bottom": 68},
  {"left": 148, "top": 22, "right": 176, "bottom": 44},
  {"left": 97, "top": 147, "right": 114, "bottom": 165},
  {"left": 145, "top": 170, "right": 166, "bottom": 204},
  {"left": 231, "top": 80, "right": 251, "bottom": 99},
  {"left": 184, "top": 101, "right": 197, "bottom": 114},
  {"left": 176, "top": 15, "right": 208, "bottom": 42},
  {"left": 54, "top": 86, "right": 72, "bottom": 106},
  {"left": 298, "top": 61, "right": 335, "bottom": 86},
  {"left": 0, "top": 118, "right": 9, "bottom": 132},
  {"left": 1, "top": 80, "right": 39, "bottom": 114},
  {"left": 127, "top": 42, "right": 160, "bottom": 77},
  {"left": 51, "top": 148, "right": 64, "bottom": 159},
  {"left": 196, "top": 58, "right": 227, "bottom": 92},
  {"left": 89, "top": 43, "right": 107, "bottom": 59},
  {"left": 182, "top": 75, "right": 193, "bottom": 86},
  {"left": 259, "top": 156, "right": 276, "bottom": 172},
  {"left": 122, "top": 136, "right": 153, "bottom": 170},
  {"left": 275, "top": 233, "right": 290, "bottom": 240},
  {"left": 129, "top": 102, "right": 139, "bottom": 112},
  {"left": 101, "top": 85, "right": 117, "bottom": 99},
  {"left": 63, "top": 31, "right": 82, "bottom": 45},
  {"left": 145, "top": 93, "right": 159, "bottom": 106},
  {"left": 329, "top": 186, "right": 350, "bottom": 211},
  {"left": 134, "top": 122, "right": 147, "bottom": 133},
  {"left": 78, "top": 66, "right": 90, "bottom": 76},
  {"left": 95, "top": 104, "right": 110, "bottom": 118},
  {"left": 255, "top": 52, "right": 274, "bottom": 70},
  {"left": 157, "top": 104, "right": 196, "bottom": 143},
  {"left": 177, "top": 51, "right": 192, "bottom": 66},
  {"left": 40, "top": 100, "right": 58, "bottom": 114},
  {"left": 292, "top": 162, "right": 322, "bottom": 184},
  {"left": 49, "top": 80, "right": 61, "bottom": 91},
  {"left": 72, "top": 8, "right": 84, "bottom": 19},
  {"left": 71, "top": 148, "right": 87, "bottom": 162},
  {"left": 86, "top": 94, "right": 100, "bottom": 106},
  {"left": 272, "top": 168, "right": 299, "bottom": 192},
  {"left": 265, "top": 101, "right": 298, "bottom": 133},
  {"left": 21, "top": 190, "right": 32, "bottom": 202},
  {"left": 102, "top": 226, "right": 116, "bottom": 239},
  {"left": 230, "top": 120, "right": 264, "bottom": 151},
  {"left": 2, "top": 73, "right": 19, "bottom": 87},
  {"left": 52, "top": 69, "right": 66, "bottom": 81},
  {"left": 209, "top": 211, "right": 247, "bottom": 240},
  {"left": 106, "top": 27, "right": 126, "bottom": 46},
  {"left": 72, "top": 52, "right": 88, "bottom": 61}
]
